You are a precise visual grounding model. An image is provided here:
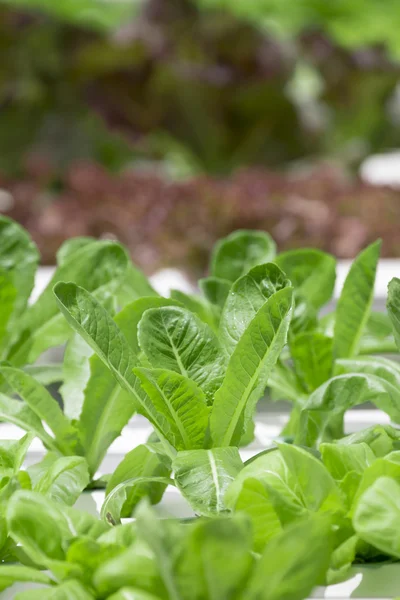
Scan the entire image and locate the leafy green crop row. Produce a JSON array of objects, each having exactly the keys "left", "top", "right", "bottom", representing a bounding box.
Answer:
[{"left": 2, "top": 217, "right": 400, "bottom": 597}]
